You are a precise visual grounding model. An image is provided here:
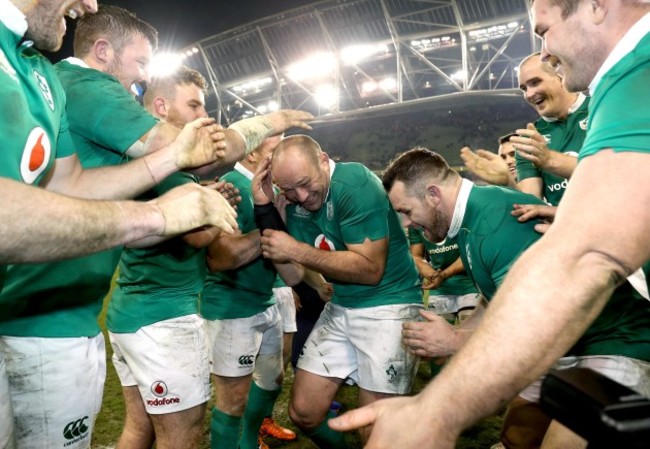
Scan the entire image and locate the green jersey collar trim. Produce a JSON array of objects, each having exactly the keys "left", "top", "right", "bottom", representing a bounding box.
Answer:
[
  {"left": 540, "top": 92, "right": 586, "bottom": 123},
  {"left": 589, "top": 12, "right": 650, "bottom": 96},
  {"left": 0, "top": 0, "right": 28, "bottom": 38},
  {"left": 234, "top": 162, "right": 254, "bottom": 181},
  {"left": 447, "top": 178, "right": 474, "bottom": 239}
]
